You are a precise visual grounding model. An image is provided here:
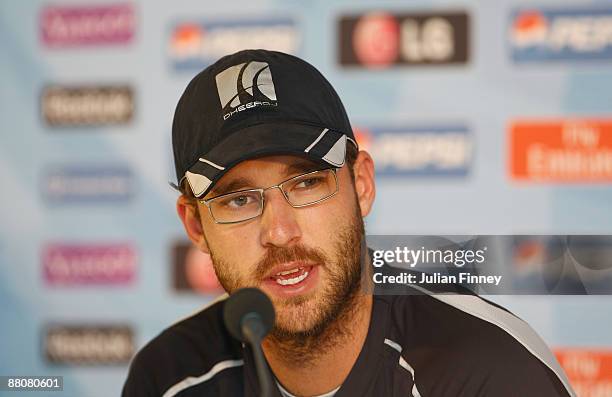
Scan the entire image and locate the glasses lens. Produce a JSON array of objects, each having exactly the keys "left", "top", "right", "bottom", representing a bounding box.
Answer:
[
  {"left": 209, "top": 190, "right": 262, "bottom": 223},
  {"left": 283, "top": 169, "right": 337, "bottom": 206}
]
